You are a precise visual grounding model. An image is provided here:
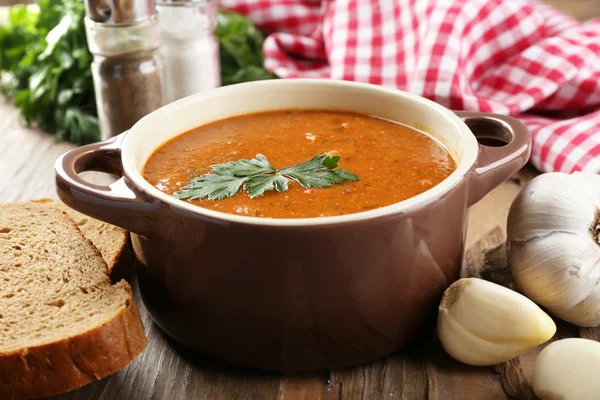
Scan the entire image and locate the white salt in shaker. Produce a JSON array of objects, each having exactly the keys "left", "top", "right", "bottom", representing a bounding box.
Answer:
[{"left": 155, "top": 0, "right": 220, "bottom": 104}]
